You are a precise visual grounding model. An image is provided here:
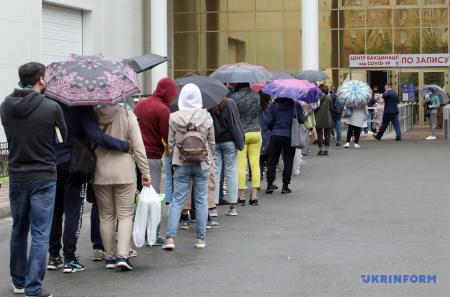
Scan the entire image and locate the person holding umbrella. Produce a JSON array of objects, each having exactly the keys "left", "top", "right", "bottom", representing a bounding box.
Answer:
[
  {"left": 315, "top": 85, "right": 333, "bottom": 156},
  {"left": 343, "top": 104, "right": 369, "bottom": 148},
  {"left": 423, "top": 89, "right": 444, "bottom": 140}
]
